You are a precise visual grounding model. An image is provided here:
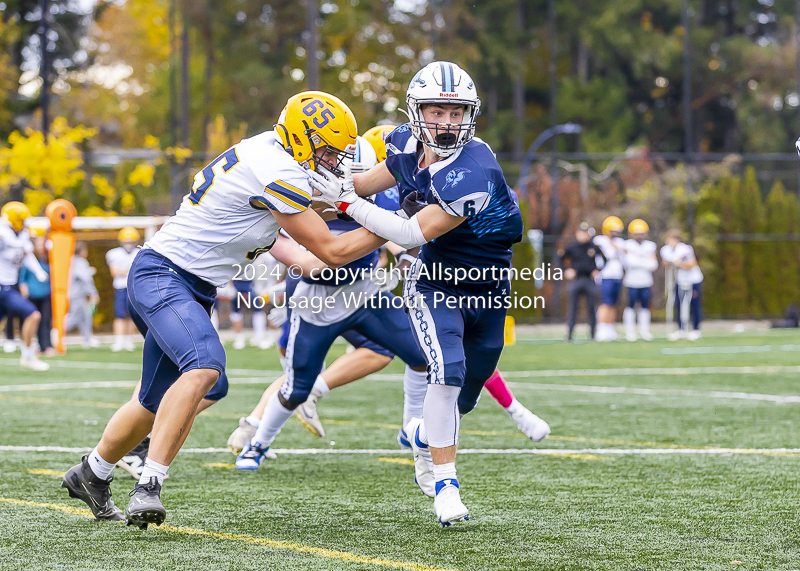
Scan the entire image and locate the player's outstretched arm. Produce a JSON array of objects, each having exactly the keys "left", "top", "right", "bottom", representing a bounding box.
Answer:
[
  {"left": 341, "top": 201, "right": 465, "bottom": 249},
  {"left": 352, "top": 162, "right": 396, "bottom": 198},
  {"left": 271, "top": 208, "right": 386, "bottom": 268},
  {"left": 269, "top": 235, "right": 327, "bottom": 277}
]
